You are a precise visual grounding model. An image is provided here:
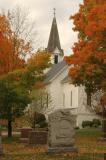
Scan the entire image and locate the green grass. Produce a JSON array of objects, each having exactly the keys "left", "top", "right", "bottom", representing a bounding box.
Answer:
[
  {"left": 63, "top": 154, "right": 105, "bottom": 160},
  {"left": 75, "top": 128, "right": 102, "bottom": 137},
  {"left": 1, "top": 153, "right": 105, "bottom": 160},
  {"left": 2, "top": 135, "right": 20, "bottom": 143}
]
